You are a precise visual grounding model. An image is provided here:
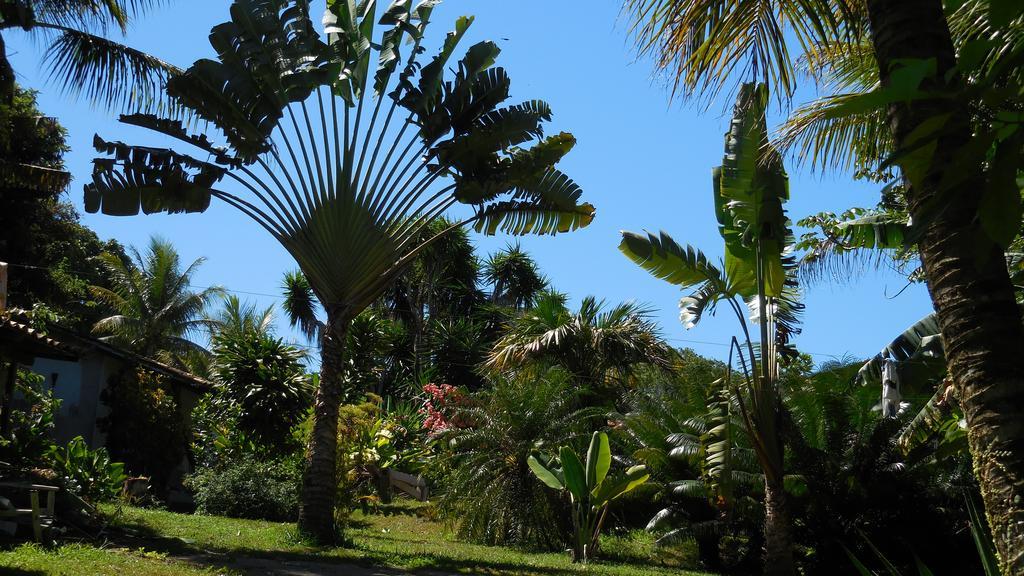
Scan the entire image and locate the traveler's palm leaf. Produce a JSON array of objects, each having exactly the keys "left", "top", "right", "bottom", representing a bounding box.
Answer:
[{"left": 84, "top": 0, "right": 593, "bottom": 320}]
